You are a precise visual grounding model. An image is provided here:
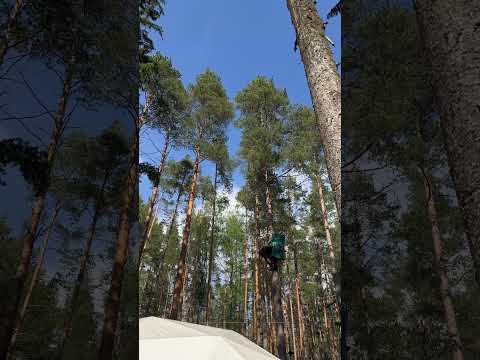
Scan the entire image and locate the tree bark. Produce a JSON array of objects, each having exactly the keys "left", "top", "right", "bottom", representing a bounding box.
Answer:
[
  {"left": 286, "top": 260, "right": 298, "bottom": 360},
  {"left": 293, "top": 243, "right": 305, "bottom": 359},
  {"left": 169, "top": 147, "right": 200, "bottom": 320},
  {"left": 144, "top": 173, "right": 187, "bottom": 315},
  {"left": 138, "top": 130, "right": 171, "bottom": 263},
  {"left": 282, "top": 301, "right": 291, "bottom": 358},
  {"left": 0, "top": 0, "right": 26, "bottom": 65},
  {"left": 414, "top": 0, "right": 480, "bottom": 288},
  {"left": 0, "top": 63, "right": 72, "bottom": 358},
  {"left": 316, "top": 175, "right": 336, "bottom": 270},
  {"left": 58, "top": 169, "right": 111, "bottom": 358},
  {"left": 98, "top": 123, "right": 138, "bottom": 360},
  {"left": 264, "top": 170, "right": 287, "bottom": 360},
  {"left": 253, "top": 193, "right": 263, "bottom": 345},
  {"left": 243, "top": 207, "right": 249, "bottom": 336},
  {"left": 205, "top": 164, "right": 218, "bottom": 325},
  {"left": 286, "top": 0, "right": 341, "bottom": 214},
  {"left": 421, "top": 168, "right": 464, "bottom": 360},
  {"left": 7, "top": 203, "right": 61, "bottom": 358}
]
